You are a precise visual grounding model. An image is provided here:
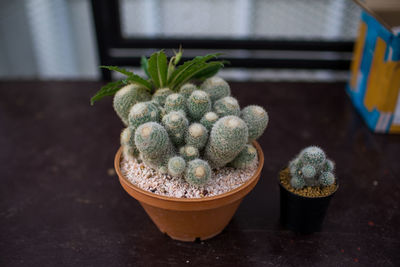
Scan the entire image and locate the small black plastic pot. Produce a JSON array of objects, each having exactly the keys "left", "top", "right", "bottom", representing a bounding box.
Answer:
[{"left": 279, "top": 181, "right": 338, "bottom": 234}]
